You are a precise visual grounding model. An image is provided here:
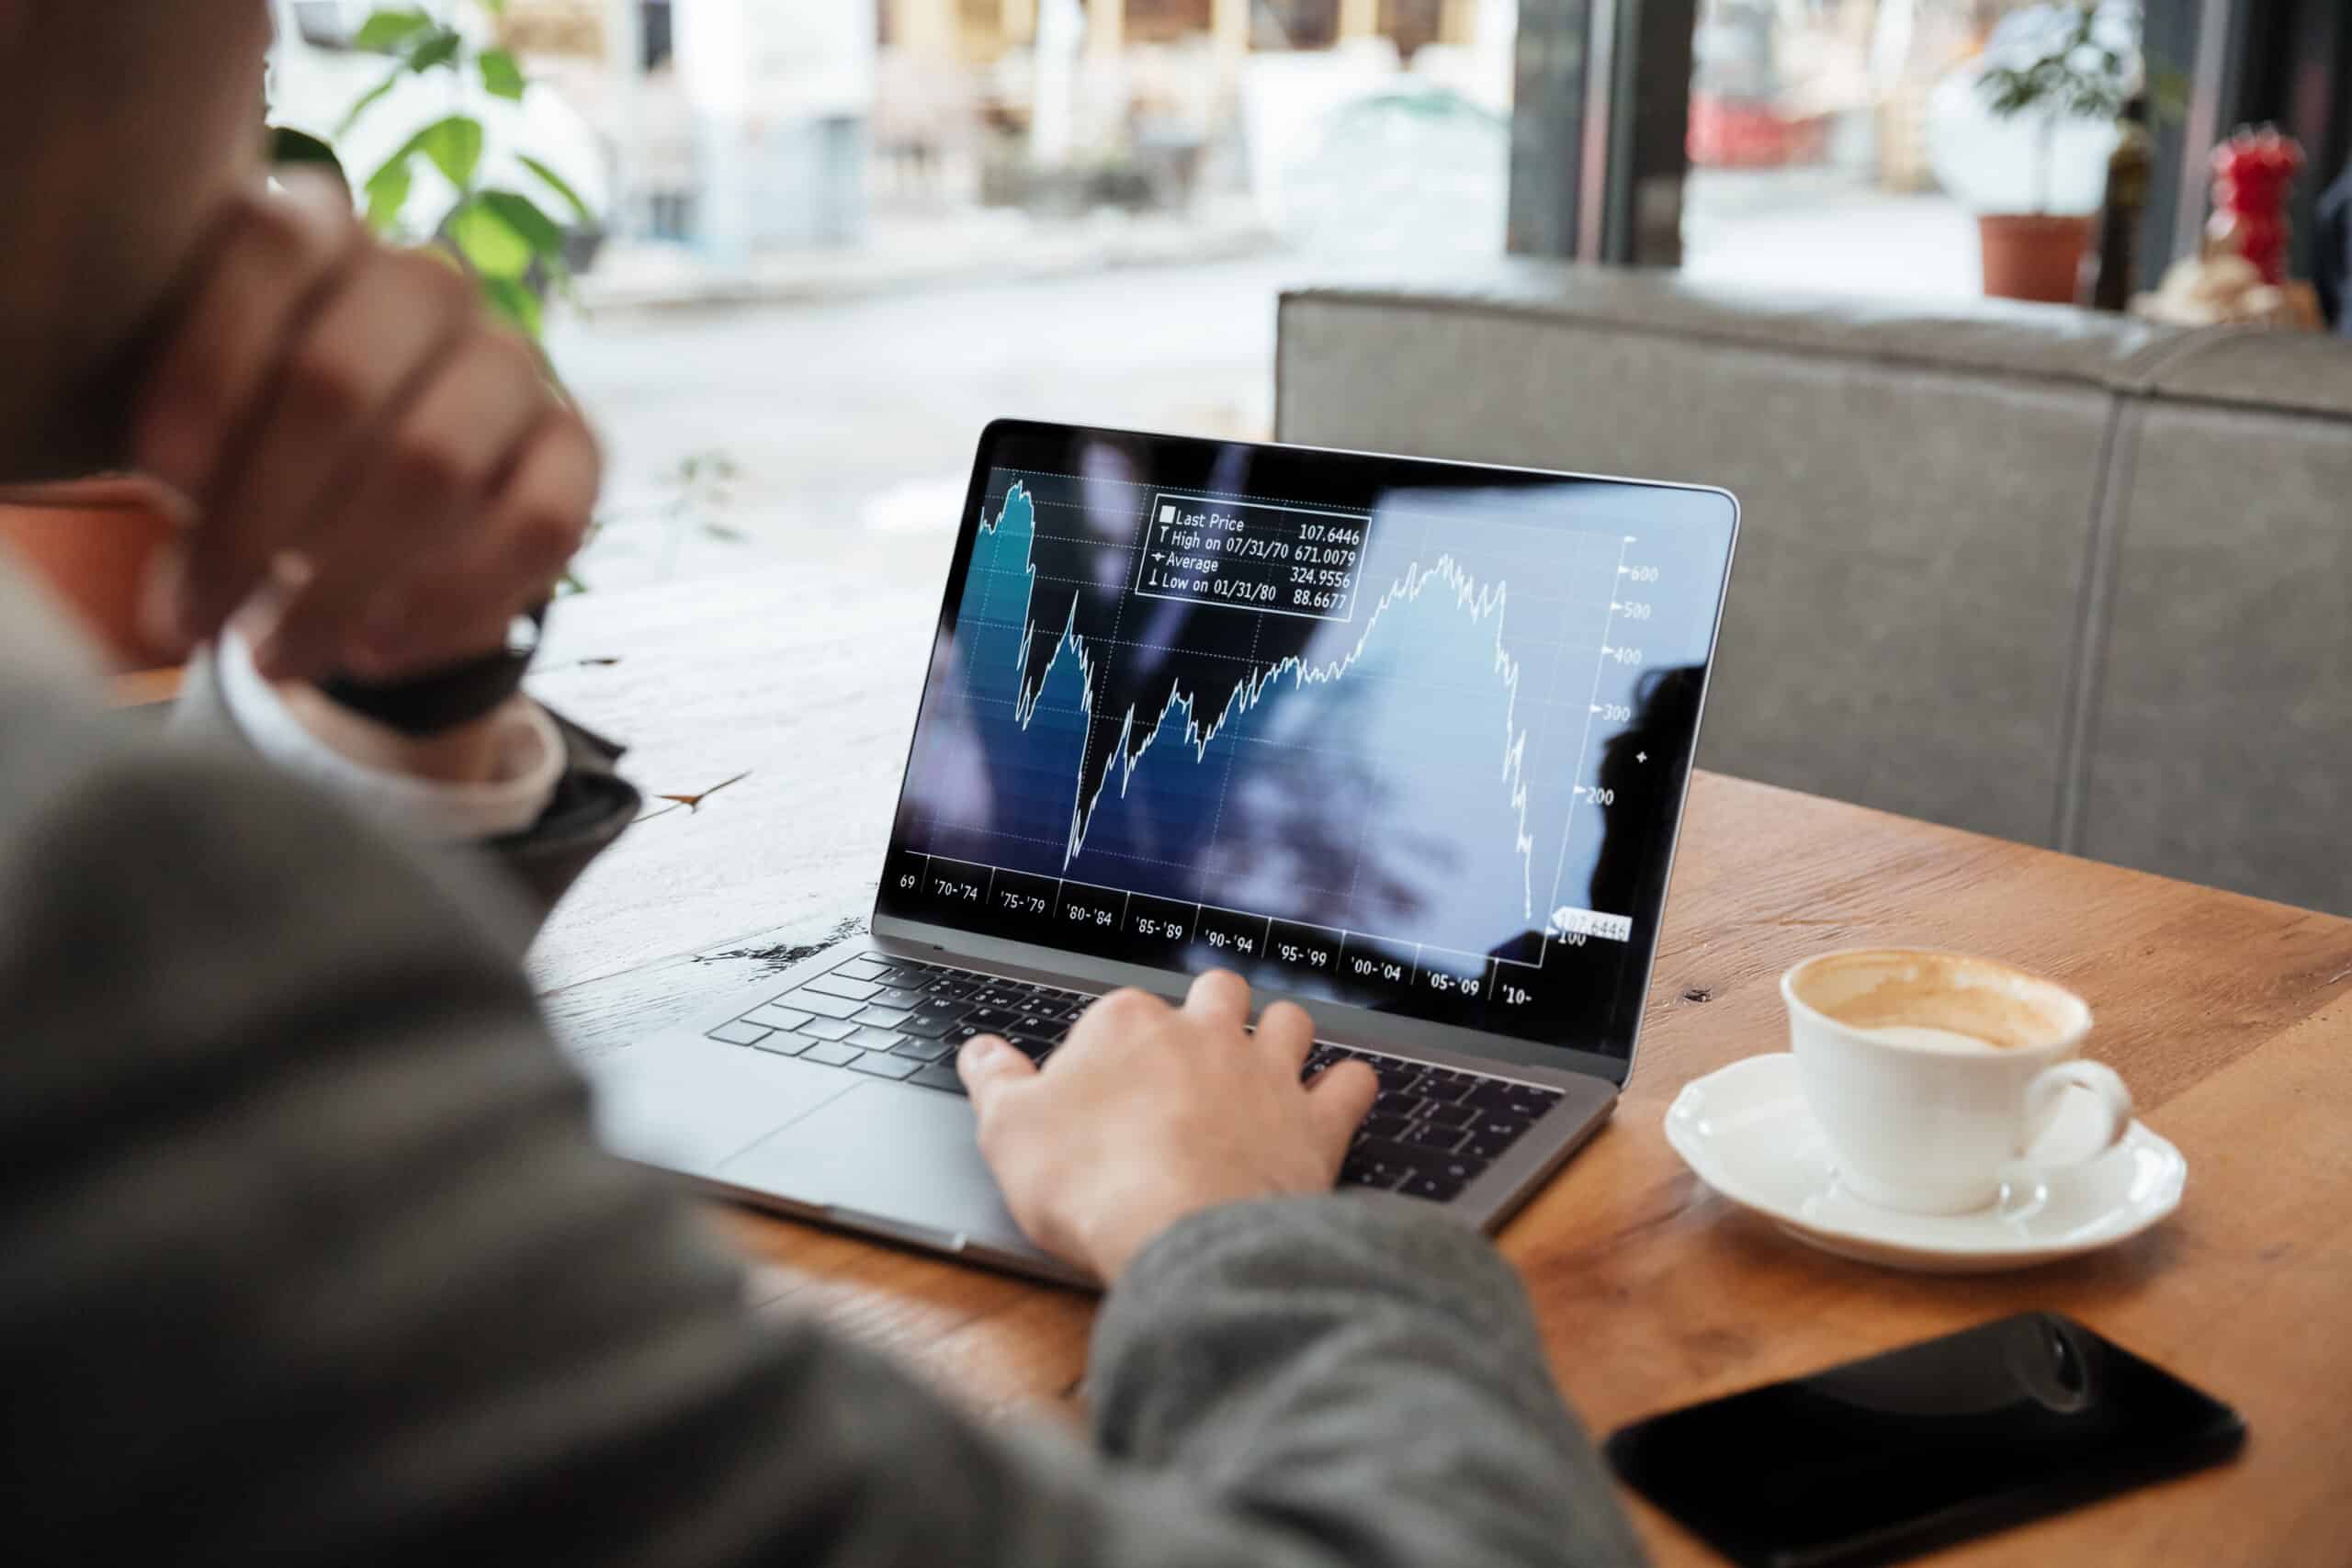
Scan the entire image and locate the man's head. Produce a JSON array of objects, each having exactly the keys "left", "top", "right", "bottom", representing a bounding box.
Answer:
[{"left": 0, "top": 1, "right": 272, "bottom": 482}]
